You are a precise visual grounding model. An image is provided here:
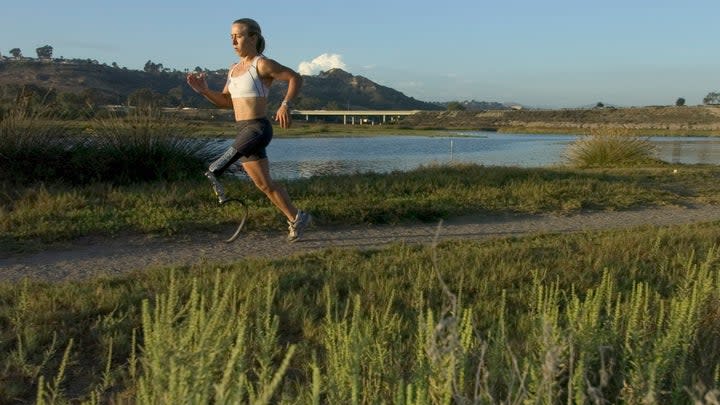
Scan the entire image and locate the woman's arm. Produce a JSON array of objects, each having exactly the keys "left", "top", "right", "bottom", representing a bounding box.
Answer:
[
  {"left": 186, "top": 72, "right": 233, "bottom": 109},
  {"left": 257, "top": 58, "right": 303, "bottom": 128}
]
